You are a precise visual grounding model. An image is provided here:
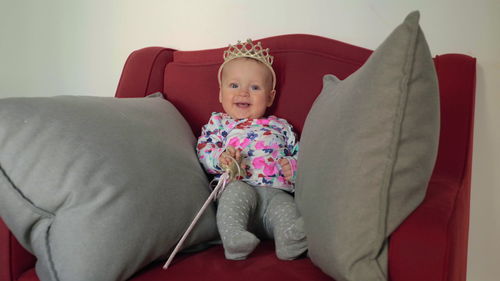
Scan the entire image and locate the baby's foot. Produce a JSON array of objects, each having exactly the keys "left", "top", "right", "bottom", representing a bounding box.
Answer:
[
  {"left": 275, "top": 217, "right": 308, "bottom": 260},
  {"left": 223, "top": 230, "right": 260, "bottom": 260}
]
